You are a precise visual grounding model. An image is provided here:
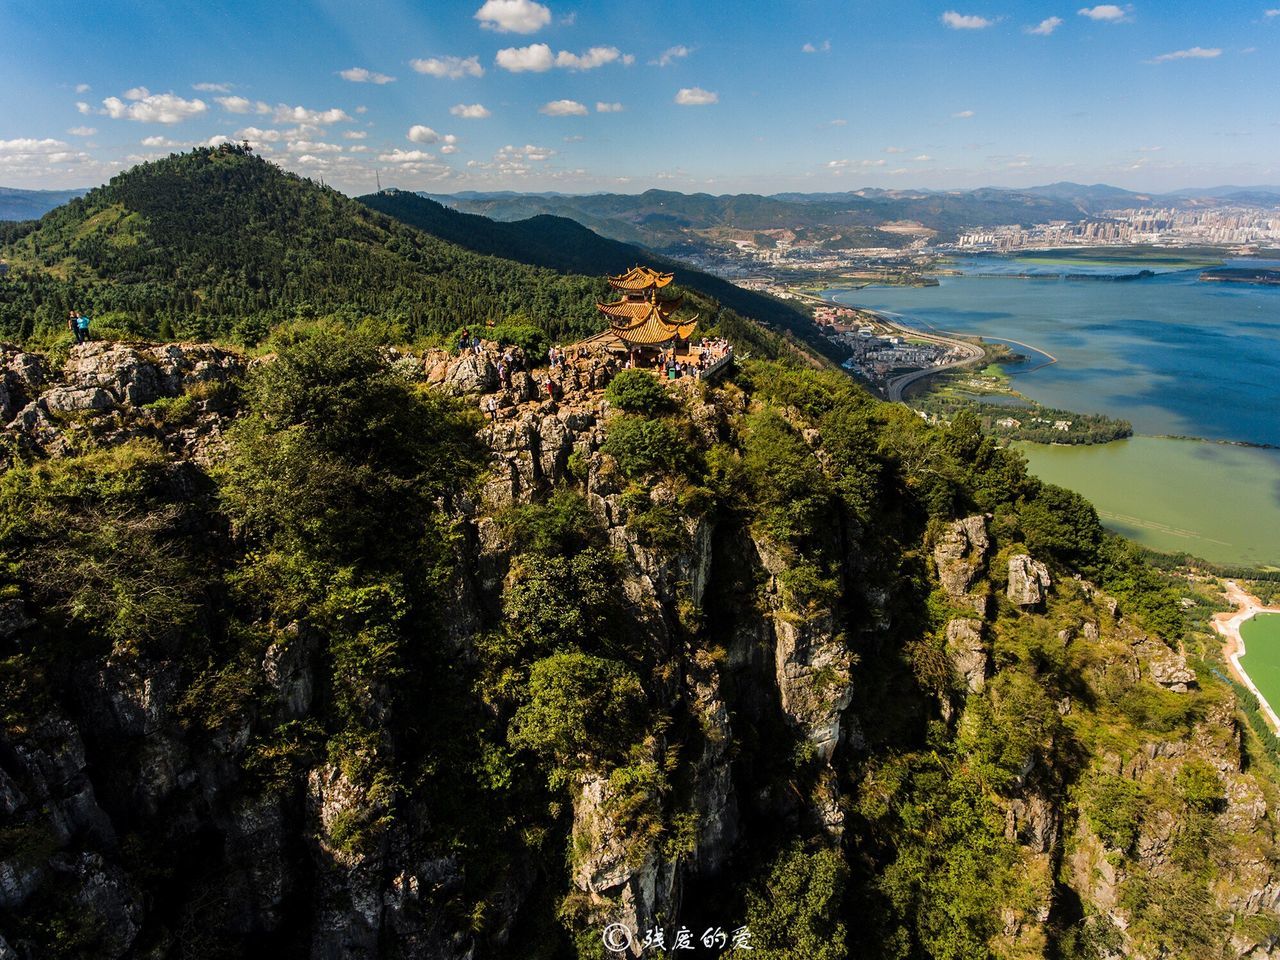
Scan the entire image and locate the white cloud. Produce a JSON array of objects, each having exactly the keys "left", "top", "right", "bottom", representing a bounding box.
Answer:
[
  {"left": 76, "top": 101, "right": 93, "bottom": 115},
  {"left": 555, "top": 46, "right": 630, "bottom": 69},
  {"left": 941, "top": 11, "right": 996, "bottom": 29},
  {"left": 102, "top": 92, "right": 208, "bottom": 123},
  {"left": 801, "top": 40, "right": 831, "bottom": 52},
  {"left": 675, "top": 87, "right": 718, "bottom": 105},
  {"left": 451, "top": 103, "right": 491, "bottom": 118},
  {"left": 1026, "top": 16, "right": 1063, "bottom": 34},
  {"left": 339, "top": 67, "right": 396, "bottom": 84},
  {"left": 914, "top": 154, "right": 934, "bottom": 161},
  {"left": 408, "top": 124, "right": 441, "bottom": 143},
  {"left": 380, "top": 148, "right": 435, "bottom": 163},
  {"left": 474, "top": 0, "right": 551, "bottom": 33},
  {"left": 539, "top": 99, "right": 588, "bottom": 116},
  {"left": 496, "top": 43, "right": 555, "bottom": 71},
  {"left": 596, "top": 101, "right": 624, "bottom": 113},
  {"left": 1267, "top": 8, "right": 1280, "bottom": 16},
  {"left": 75, "top": 83, "right": 91, "bottom": 94},
  {"left": 141, "top": 135, "right": 183, "bottom": 147},
  {"left": 343, "top": 130, "right": 368, "bottom": 139},
  {"left": 274, "top": 104, "right": 353, "bottom": 125},
  {"left": 828, "top": 118, "right": 847, "bottom": 126},
  {"left": 953, "top": 109, "right": 976, "bottom": 118},
  {"left": 349, "top": 144, "right": 370, "bottom": 153},
  {"left": 411, "top": 55, "right": 484, "bottom": 78},
  {"left": 193, "top": 81, "right": 232, "bottom": 93},
  {"left": 0, "top": 138, "right": 91, "bottom": 170},
  {"left": 235, "top": 127, "right": 283, "bottom": 143},
  {"left": 288, "top": 140, "right": 343, "bottom": 153},
  {"left": 883, "top": 146, "right": 906, "bottom": 154},
  {"left": 67, "top": 126, "right": 96, "bottom": 137},
  {"left": 826, "top": 159, "right": 850, "bottom": 169},
  {"left": 1078, "top": 5, "right": 1130, "bottom": 21},
  {"left": 216, "top": 96, "right": 272, "bottom": 115},
  {"left": 1149, "top": 46, "right": 1222, "bottom": 62},
  {"left": 1137, "top": 144, "right": 1163, "bottom": 151},
  {"left": 650, "top": 45, "right": 691, "bottom": 67}
]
